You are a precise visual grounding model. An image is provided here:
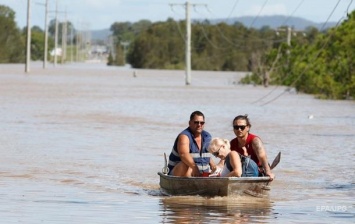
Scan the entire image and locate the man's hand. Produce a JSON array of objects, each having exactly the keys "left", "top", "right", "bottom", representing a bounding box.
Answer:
[
  {"left": 265, "top": 171, "right": 275, "bottom": 181},
  {"left": 191, "top": 165, "right": 201, "bottom": 177}
]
